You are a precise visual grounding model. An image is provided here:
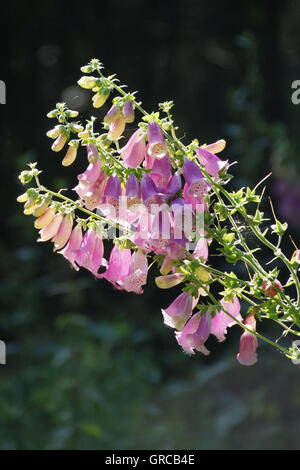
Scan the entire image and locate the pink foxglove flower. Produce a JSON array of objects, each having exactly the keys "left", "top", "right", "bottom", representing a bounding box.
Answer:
[
  {"left": 104, "top": 104, "right": 121, "bottom": 124},
  {"left": 141, "top": 174, "right": 166, "bottom": 210},
  {"left": 99, "top": 244, "right": 132, "bottom": 289},
  {"left": 147, "top": 119, "right": 168, "bottom": 159},
  {"left": 52, "top": 213, "right": 73, "bottom": 252},
  {"left": 237, "top": 315, "right": 258, "bottom": 366},
  {"left": 149, "top": 153, "right": 171, "bottom": 190},
  {"left": 211, "top": 296, "right": 243, "bottom": 342},
  {"left": 193, "top": 237, "right": 208, "bottom": 262},
  {"left": 183, "top": 157, "right": 211, "bottom": 201},
  {"left": 58, "top": 223, "right": 83, "bottom": 271},
  {"left": 120, "top": 129, "right": 146, "bottom": 168},
  {"left": 74, "top": 227, "right": 104, "bottom": 277},
  {"left": 86, "top": 143, "right": 99, "bottom": 163},
  {"left": 162, "top": 292, "right": 193, "bottom": 330},
  {"left": 176, "top": 311, "right": 211, "bottom": 355},
  {"left": 122, "top": 250, "right": 148, "bottom": 294},
  {"left": 196, "top": 147, "right": 229, "bottom": 178},
  {"left": 125, "top": 174, "right": 141, "bottom": 207}
]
